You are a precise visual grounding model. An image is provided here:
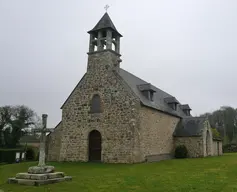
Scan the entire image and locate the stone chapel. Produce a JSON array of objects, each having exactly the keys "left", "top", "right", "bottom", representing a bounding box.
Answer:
[{"left": 47, "top": 12, "right": 223, "bottom": 163}]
